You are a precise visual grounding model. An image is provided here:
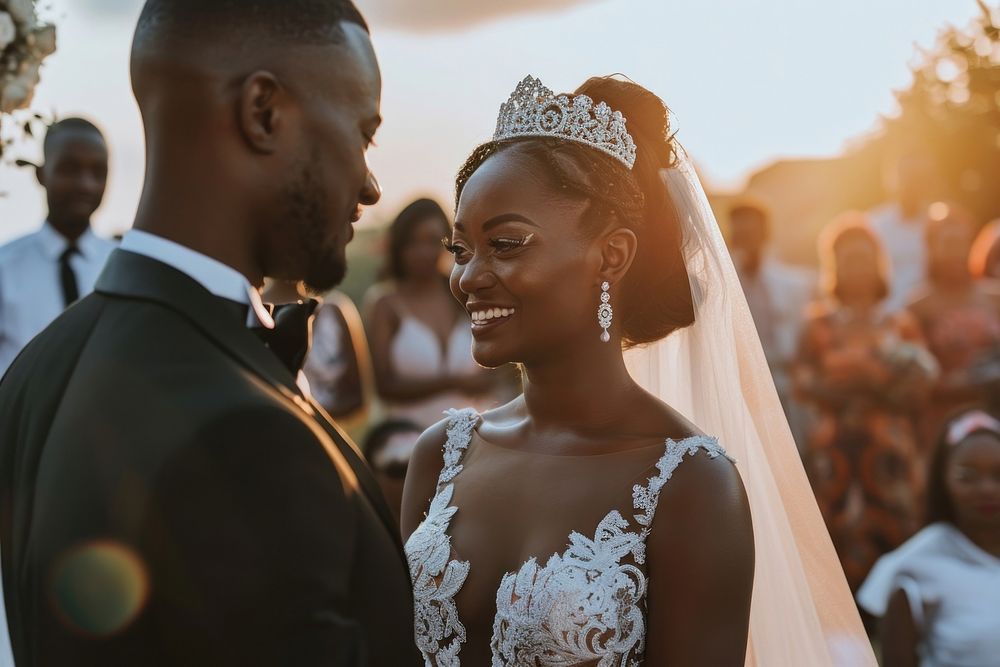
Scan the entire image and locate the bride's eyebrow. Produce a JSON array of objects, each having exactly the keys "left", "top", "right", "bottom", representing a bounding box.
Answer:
[{"left": 453, "top": 214, "right": 540, "bottom": 233}]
